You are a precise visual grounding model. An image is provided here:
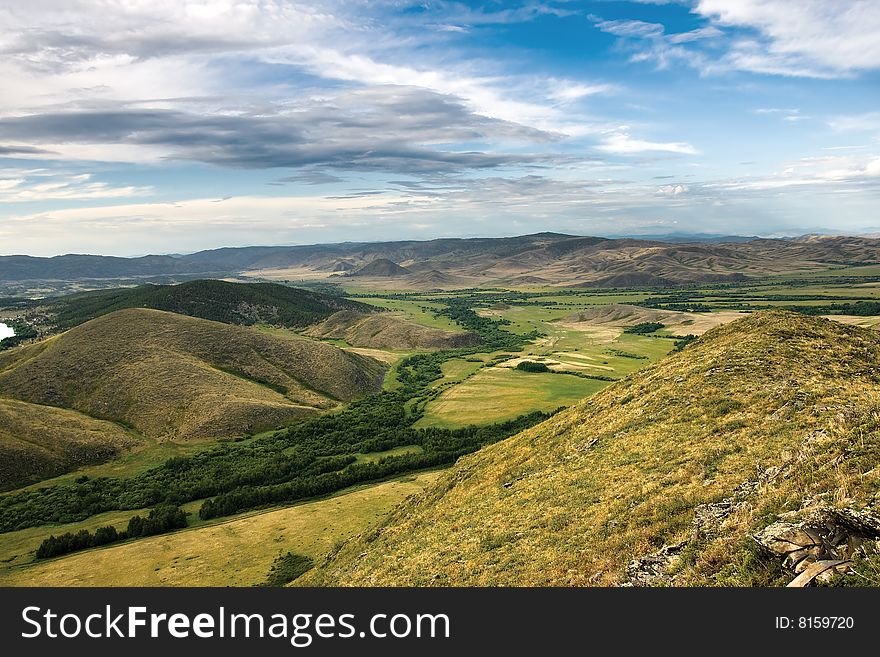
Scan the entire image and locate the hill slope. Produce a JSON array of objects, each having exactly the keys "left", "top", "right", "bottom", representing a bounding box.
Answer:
[
  {"left": 304, "top": 311, "right": 480, "bottom": 350},
  {"left": 303, "top": 311, "right": 880, "bottom": 586},
  {"left": 347, "top": 259, "right": 411, "bottom": 278},
  {"left": 0, "top": 398, "right": 140, "bottom": 490},
  {"left": 50, "top": 280, "right": 372, "bottom": 330},
  {"left": 0, "top": 309, "right": 386, "bottom": 441}
]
